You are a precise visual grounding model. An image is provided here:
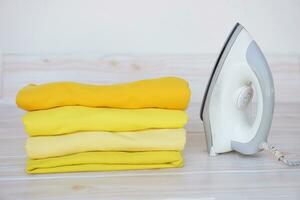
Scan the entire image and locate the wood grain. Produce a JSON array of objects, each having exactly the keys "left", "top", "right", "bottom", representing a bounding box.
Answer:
[
  {"left": 1, "top": 54, "right": 300, "bottom": 103},
  {"left": 1, "top": 170, "right": 300, "bottom": 200}
]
